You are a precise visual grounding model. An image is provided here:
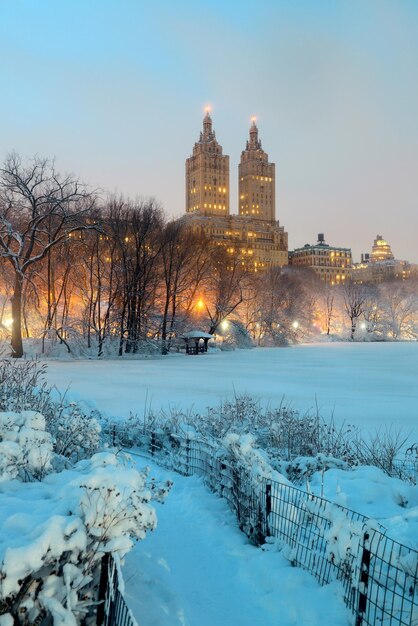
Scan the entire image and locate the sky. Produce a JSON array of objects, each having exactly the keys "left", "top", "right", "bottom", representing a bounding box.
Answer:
[{"left": 1, "top": 0, "right": 417, "bottom": 263}]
